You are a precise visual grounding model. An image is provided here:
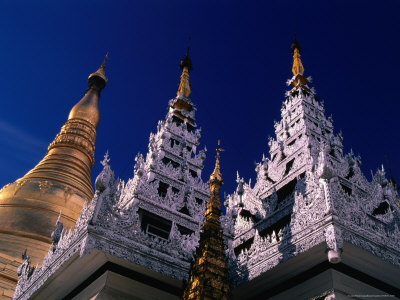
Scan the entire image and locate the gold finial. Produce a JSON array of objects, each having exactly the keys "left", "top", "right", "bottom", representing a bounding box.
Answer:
[
  {"left": 101, "top": 52, "right": 108, "bottom": 69},
  {"left": 69, "top": 53, "right": 108, "bottom": 126},
  {"left": 177, "top": 43, "right": 192, "bottom": 98},
  {"left": 88, "top": 53, "right": 108, "bottom": 84},
  {"left": 216, "top": 139, "right": 224, "bottom": 162},
  {"left": 291, "top": 35, "right": 304, "bottom": 76},
  {"left": 210, "top": 140, "right": 224, "bottom": 184}
]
